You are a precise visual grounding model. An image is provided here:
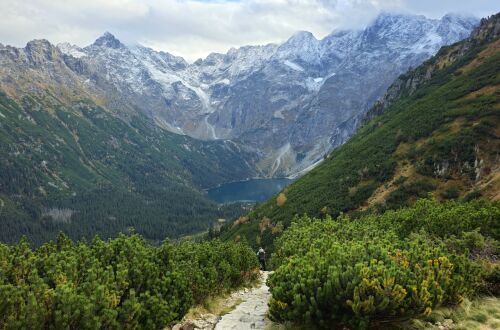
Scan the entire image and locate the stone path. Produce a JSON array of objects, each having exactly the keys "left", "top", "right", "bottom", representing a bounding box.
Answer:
[
  {"left": 171, "top": 271, "right": 272, "bottom": 330},
  {"left": 214, "top": 271, "right": 271, "bottom": 330}
]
